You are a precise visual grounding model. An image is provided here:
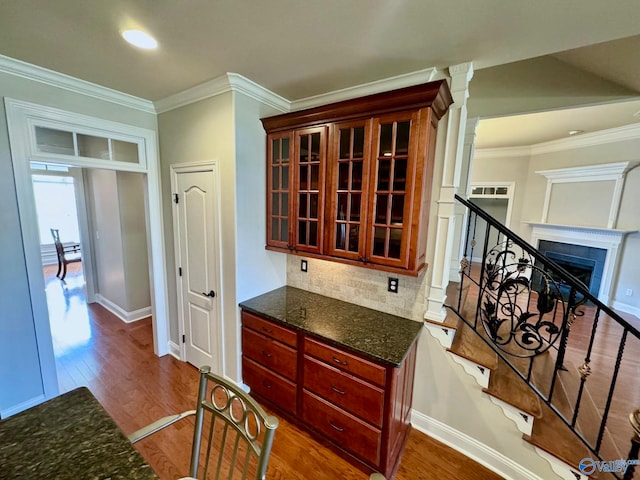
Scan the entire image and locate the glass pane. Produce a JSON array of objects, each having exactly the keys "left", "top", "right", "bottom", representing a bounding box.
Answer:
[
  {"left": 373, "top": 227, "right": 386, "bottom": 256},
  {"left": 310, "top": 194, "right": 318, "bottom": 218},
  {"left": 272, "top": 167, "right": 280, "bottom": 190},
  {"left": 272, "top": 138, "right": 281, "bottom": 164},
  {"left": 309, "top": 222, "right": 318, "bottom": 246},
  {"left": 272, "top": 193, "right": 279, "bottom": 215},
  {"left": 282, "top": 166, "right": 289, "bottom": 189},
  {"left": 339, "top": 128, "right": 351, "bottom": 159},
  {"left": 350, "top": 194, "right": 361, "bottom": 221},
  {"left": 353, "top": 127, "right": 364, "bottom": 158},
  {"left": 391, "top": 195, "right": 405, "bottom": 224},
  {"left": 377, "top": 159, "right": 391, "bottom": 191},
  {"left": 389, "top": 229, "right": 402, "bottom": 258},
  {"left": 280, "top": 219, "right": 288, "bottom": 241},
  {"left": 335, "top": 224, "right": 346, "bottom": 250},
  {"left": 35, "top": 127, "right": 75, "bottom": 155},
  {"left": 282, "top": 193, "right": 289, "bottom": 215},
  {"left": 485, "top": 187, "right": 495, "bottom": 195},
  {"left": 396, "top": 121, "right": 410, "bottom": 155},
  {"left": 282, "top": 138, "right": 290, "bottom": 163},
  {"left": 472, "top": 187, "right": 484, "bottom": 195},
  {"left": 299, "top": 194, "right": 308, "bottom": 218},
  {"left": 299, "top": 135, "right": 308, "bottom": 162},
  {"left": 337, "top": 193, "right": 348, "bottom": 220},
  {"left": 393, "top": 158, "right": 407, "bottom": 191},
  {"left": 496, "top": 187, "right": 508, "bottom": 195},
  {"left": 348, "top": 225, "right": 359, "bottom": 252},
  {"left": 271, "top": 219, "right": 279, "bottom": 241},
  {"left": 375, "top": 194, "right": 388, "bottom": 224},
  {"left": 299, "top": 165, "right": 308, "bottom": 190},
  {"left": 111, "top": 140, "right": 139, "bottom": 163},
  {"left": 338, "top": 162, "right": 349, "bottom": 190},
  {"left": 298, "top": 221, "right": 307, "bottom": 244},
  {"left": 311, "top": 133, "right": 320, "bottom": 161},
  {"left": 77, "top": 133, "right": 109, "bottom": 159},
  {"left": 310, "top": 164, "right": 319, "bottom": 190},
  {"left": 351, "top": 161, "right": 363, "bottom": 190},
  {"left": 379, "top": 124, "right": 393, "bottom": 156}
]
